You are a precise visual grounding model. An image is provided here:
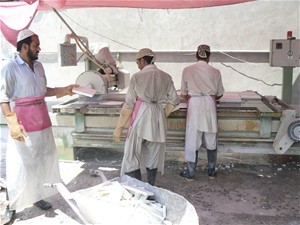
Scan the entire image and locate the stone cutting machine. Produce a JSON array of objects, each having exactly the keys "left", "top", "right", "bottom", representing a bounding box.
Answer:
[
  {"left": 52, "top": 89, "right": 299, "bottom": 159},
  {"left": 52, "top": 35, "right": 299, "bottom": 159}
]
